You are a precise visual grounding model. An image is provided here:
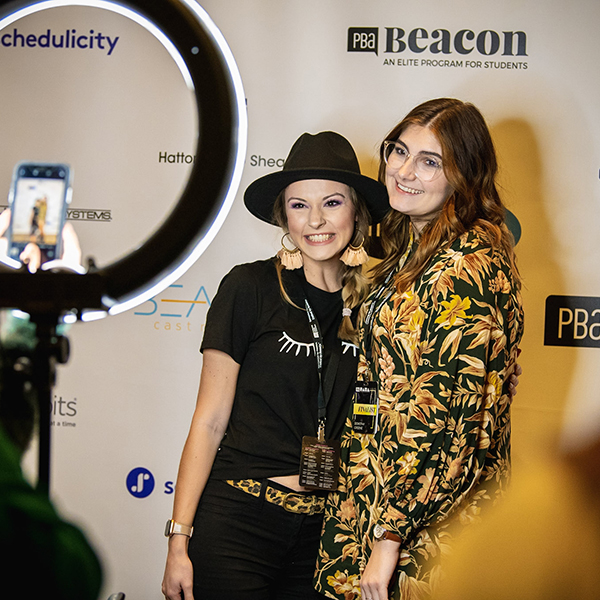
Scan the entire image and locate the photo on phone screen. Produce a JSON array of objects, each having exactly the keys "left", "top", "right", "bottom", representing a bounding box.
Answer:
[{"left": 7, "top": 162, "right": 72, "bottom": 265}]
